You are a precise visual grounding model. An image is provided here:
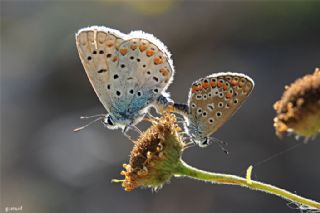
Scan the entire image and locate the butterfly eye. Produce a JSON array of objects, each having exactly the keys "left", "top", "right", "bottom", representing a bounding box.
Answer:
[
  {"left": 106, "top": 115, "right": 114, "bottom": 126},
  {"left": 103, "top": 115, "right": 114, "bottom": 126},
  {"left": 201, "top": 138, "right": 209, "bottom": 146}
]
